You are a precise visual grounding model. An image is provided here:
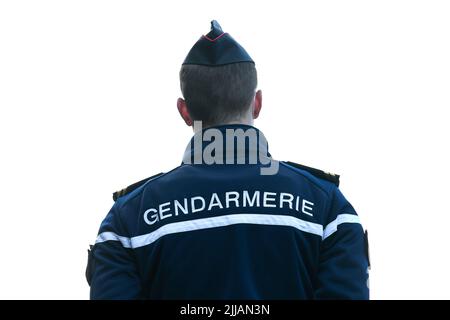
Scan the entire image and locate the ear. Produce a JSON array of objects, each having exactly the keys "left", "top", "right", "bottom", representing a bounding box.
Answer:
[
  {"left": 252, "top": 90, "right": 262, "bottom": 119},
  {"left": 177, "top": 98, "right": 193, "bottom": 126}
]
